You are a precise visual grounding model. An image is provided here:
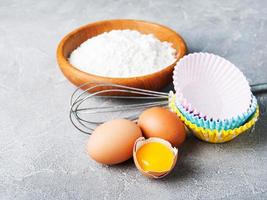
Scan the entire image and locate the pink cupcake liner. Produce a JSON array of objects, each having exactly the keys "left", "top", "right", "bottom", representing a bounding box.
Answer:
[{"left": 173, "top": 52, "right": 252, "bottom": 121}]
